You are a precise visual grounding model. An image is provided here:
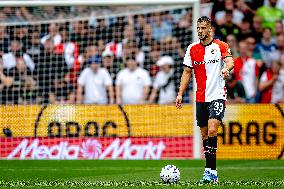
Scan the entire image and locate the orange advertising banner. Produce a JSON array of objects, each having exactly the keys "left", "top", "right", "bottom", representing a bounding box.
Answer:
[
  {"left": 218, "top": 104, "right": 284, "bottom": 159},
  {"left": 0, "top": 105, "right": 193, "bottom": 137}
]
